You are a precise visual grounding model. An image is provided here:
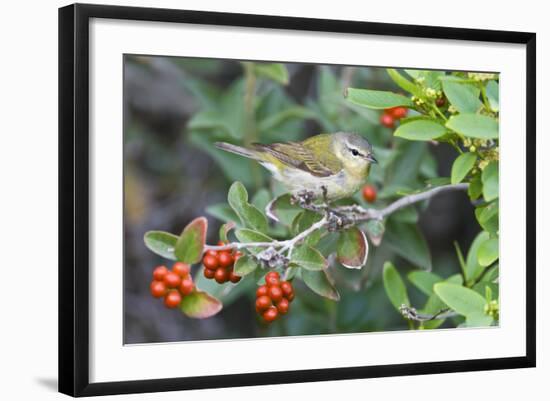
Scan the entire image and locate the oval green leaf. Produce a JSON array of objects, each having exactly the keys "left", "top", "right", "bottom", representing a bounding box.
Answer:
[
  {"left": 386, "top": 68, "right": 423, "bottom": 96},
  {"left": 301, "top": 269, "right": 340, "bottom": 301},
  {"left": 477, "top": 237, "right": 499, "bottom": 267},
  {"left": 144, "top": 230, "right": 178, "bottom": 260},
  {"left": 434, "top": 283, "right": 486, "bottom": 317},
  {"left": 446, "top": 114, "right": 499, "bottom": 139},
  {"left": 180, "top": 289, "right": 223, "bottom": 319},
  {"left": 383, "top": 262, "right": 410, "bottom": 311},
  {"left": 345, "top": 88, "right": 414, "bottom": 109},
  {"left": 451, "top": 152, "right": 477, "bottom": 184},
  {"left": 175, "top": 217, "right": 207, "bottom": 264},
  {"left": 233, "top": 255, "right": 259, "bottom": 276},
  {"left": 481, "top": 161, "right": 499, "bottom": 201},
  {"left": 441, "top": 81, "right": 482, "bottom": 113},
  {"left": 394, "top": 119, "right": 447, "bottom": 141},
  {"left": 407, "top": 271, "right": 442, "bottom": 297},
  {"left": 291, "top": 245, "right": 327, "bottom": 271},
  {"left": 228, "top": 181, "right": 268, "bottom": 233}
]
